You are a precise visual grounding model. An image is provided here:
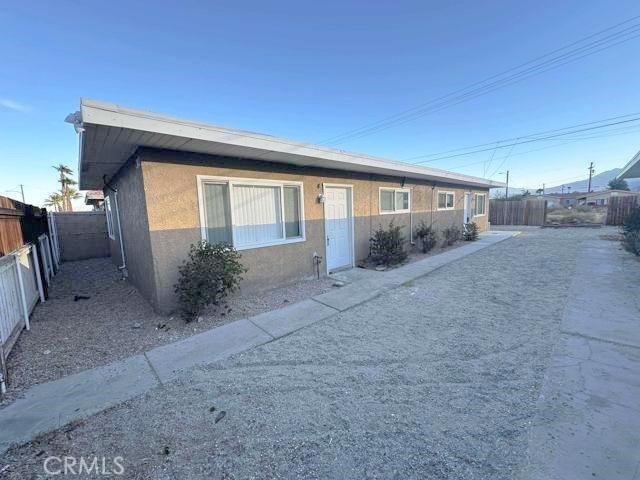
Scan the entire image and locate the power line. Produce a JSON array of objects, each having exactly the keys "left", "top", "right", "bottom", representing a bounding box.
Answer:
[
  {"left": 433, "top": 123, "right": 640, "bottom": 174},
  {"left": 317, "top": 17, "right": 640, "bottom": 146},
  {"left": 404, "top": 111, "right": 640, "bottom": 162},
  {"left": 410, "top": 116, "right": 640, "bottom": 164}
]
